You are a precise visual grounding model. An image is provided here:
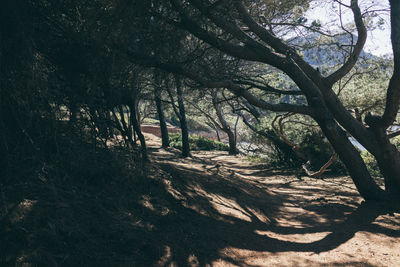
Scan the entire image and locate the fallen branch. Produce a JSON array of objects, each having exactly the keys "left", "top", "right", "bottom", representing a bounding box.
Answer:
[
  {"left": 272, "top": 113, "right": 337, "bottom": 178},
  {"left": 302, "top": 153, "right": 338, "bottom": 178}
]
